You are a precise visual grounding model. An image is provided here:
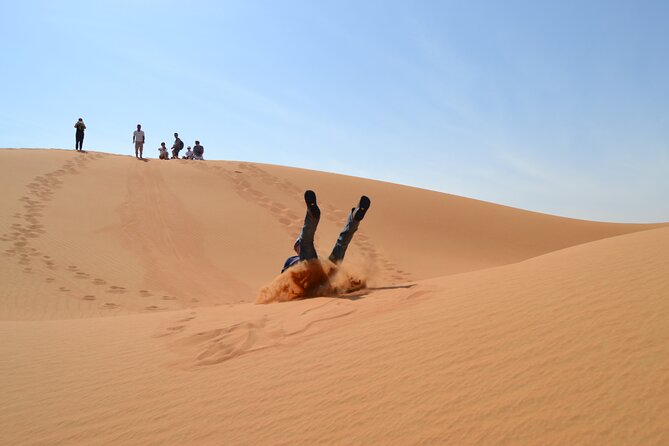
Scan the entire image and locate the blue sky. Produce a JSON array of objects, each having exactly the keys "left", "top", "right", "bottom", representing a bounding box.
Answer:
[{"left": 1, "top": 0, "right": 667, "bottom": 223}]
